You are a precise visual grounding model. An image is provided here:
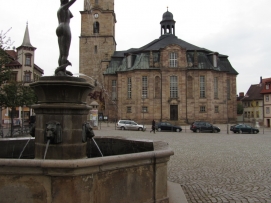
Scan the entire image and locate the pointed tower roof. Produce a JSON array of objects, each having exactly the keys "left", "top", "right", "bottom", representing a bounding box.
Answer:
[{"left": 17, "top": 22, "right": 36, "bottom": 50}]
